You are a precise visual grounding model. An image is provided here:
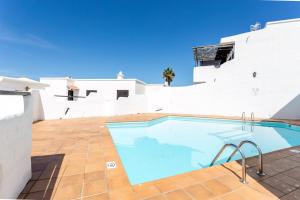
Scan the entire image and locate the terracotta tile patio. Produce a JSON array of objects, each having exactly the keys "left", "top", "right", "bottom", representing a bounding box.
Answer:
[{"left": 18, "top": 114, "right": 300, "bottom": 199}]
